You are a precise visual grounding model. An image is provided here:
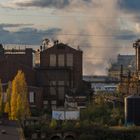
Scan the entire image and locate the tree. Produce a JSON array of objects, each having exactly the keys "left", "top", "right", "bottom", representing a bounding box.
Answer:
[
  {"left": 49, "top": 119, "right": 57, "bottom": 129},
  {"left": 0, "top": 79, "right": 3, "bottom": 114},
  {"left": 81, "top": 94, "right": 124, "bottom": 126},
  {"left": 11, "top": 70, "right": 30, "bottom": 120},
  {"left": 4, "top": 82, "right": 12, "bottom": 117}
]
